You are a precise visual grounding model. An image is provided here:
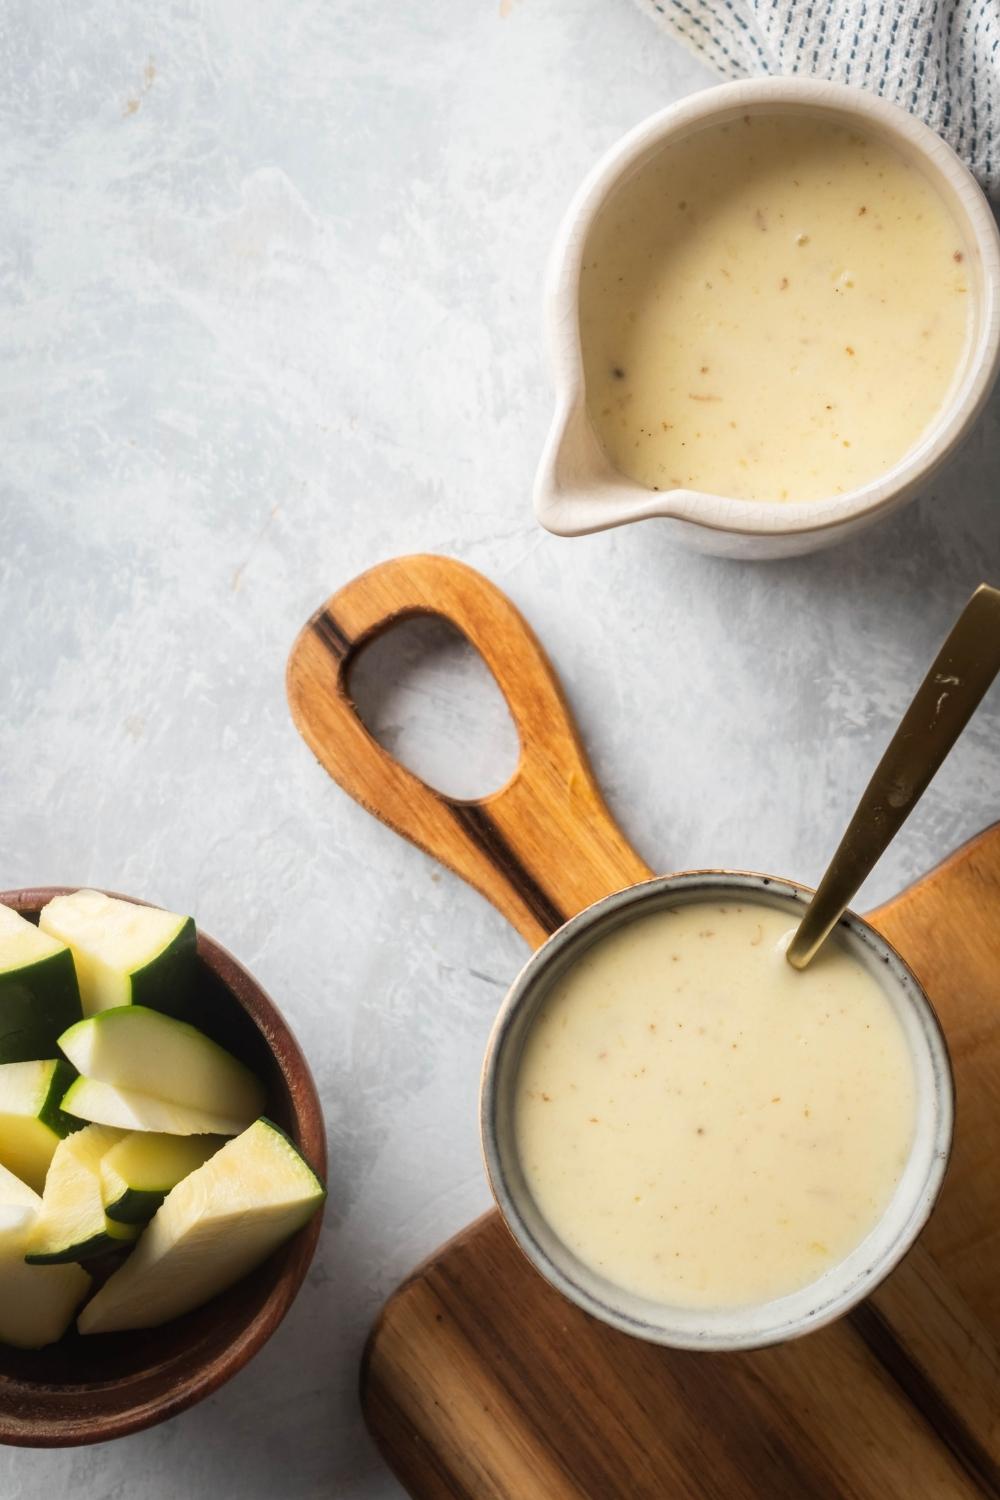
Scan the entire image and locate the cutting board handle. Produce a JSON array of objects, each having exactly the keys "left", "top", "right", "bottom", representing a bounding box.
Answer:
[{"left": 287, "top": 554, "right": 651, "bottom": 947}]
